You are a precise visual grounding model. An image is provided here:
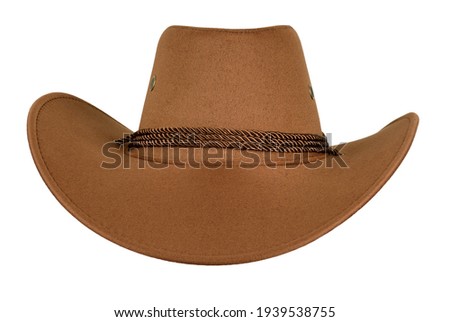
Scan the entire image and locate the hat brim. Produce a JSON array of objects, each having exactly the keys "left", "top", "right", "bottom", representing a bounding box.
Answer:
[{"left": 28, "top": 93, "right": 419, "bottom": 264}]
